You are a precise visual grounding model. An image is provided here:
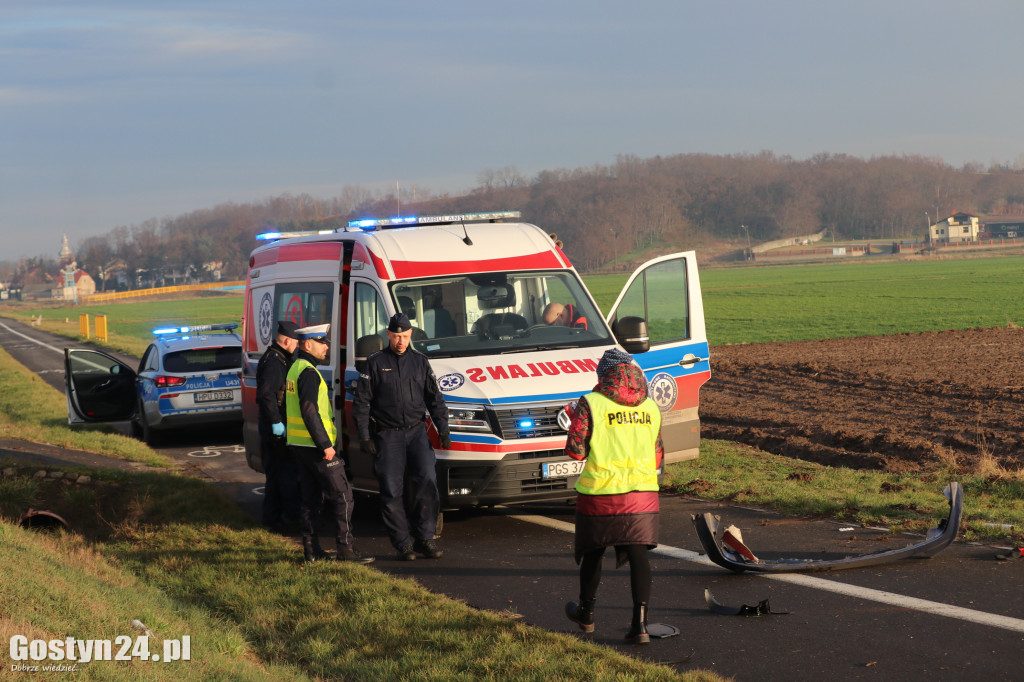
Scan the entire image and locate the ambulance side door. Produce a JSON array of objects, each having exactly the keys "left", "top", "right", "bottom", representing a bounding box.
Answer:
[
  {"left": 64, "top": 348, "right": 138, "bottom": 424},
  {"left": 606, "top": 251, "right": 710, "bottom": 463}
]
